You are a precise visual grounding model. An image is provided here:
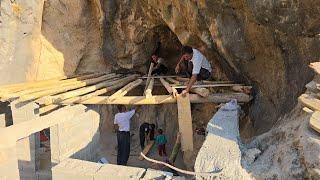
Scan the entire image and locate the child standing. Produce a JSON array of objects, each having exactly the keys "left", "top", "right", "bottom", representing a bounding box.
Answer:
[{"left": 155, "top": 129, "right": 167, "bottom": 156}]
